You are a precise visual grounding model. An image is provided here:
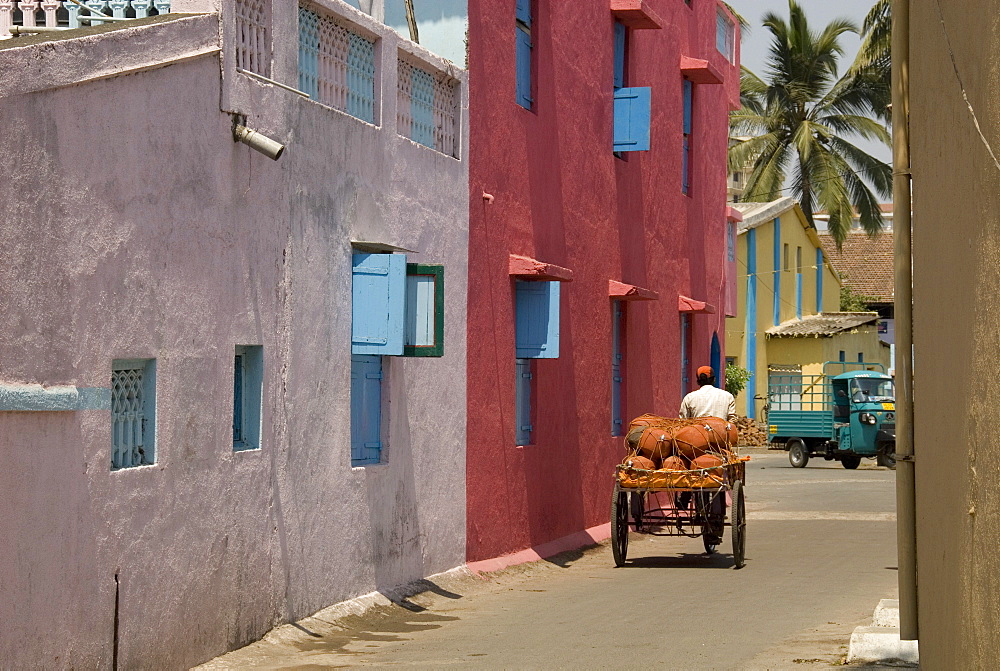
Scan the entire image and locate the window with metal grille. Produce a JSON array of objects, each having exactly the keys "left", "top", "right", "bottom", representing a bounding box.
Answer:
[
  {"left": 233, "top": 345, "right": 264, "bottom": 451},
  {"left": 298, "top": 5, "right": 377, "bottom": 123},
  {"left": 111, "top": 359, "right": 156, "bottom": 470},
  {"left": 235, "top": 0, "right": 272, "bottom": 77},
  {"left": 397, "top": 58, "right": 460, "bottom": 157}
]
